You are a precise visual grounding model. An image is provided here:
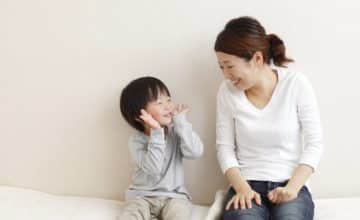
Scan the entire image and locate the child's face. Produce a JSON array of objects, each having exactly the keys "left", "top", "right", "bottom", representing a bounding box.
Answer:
[{"left": 145, "top": 92, "right": 174, "bottom": 126}]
